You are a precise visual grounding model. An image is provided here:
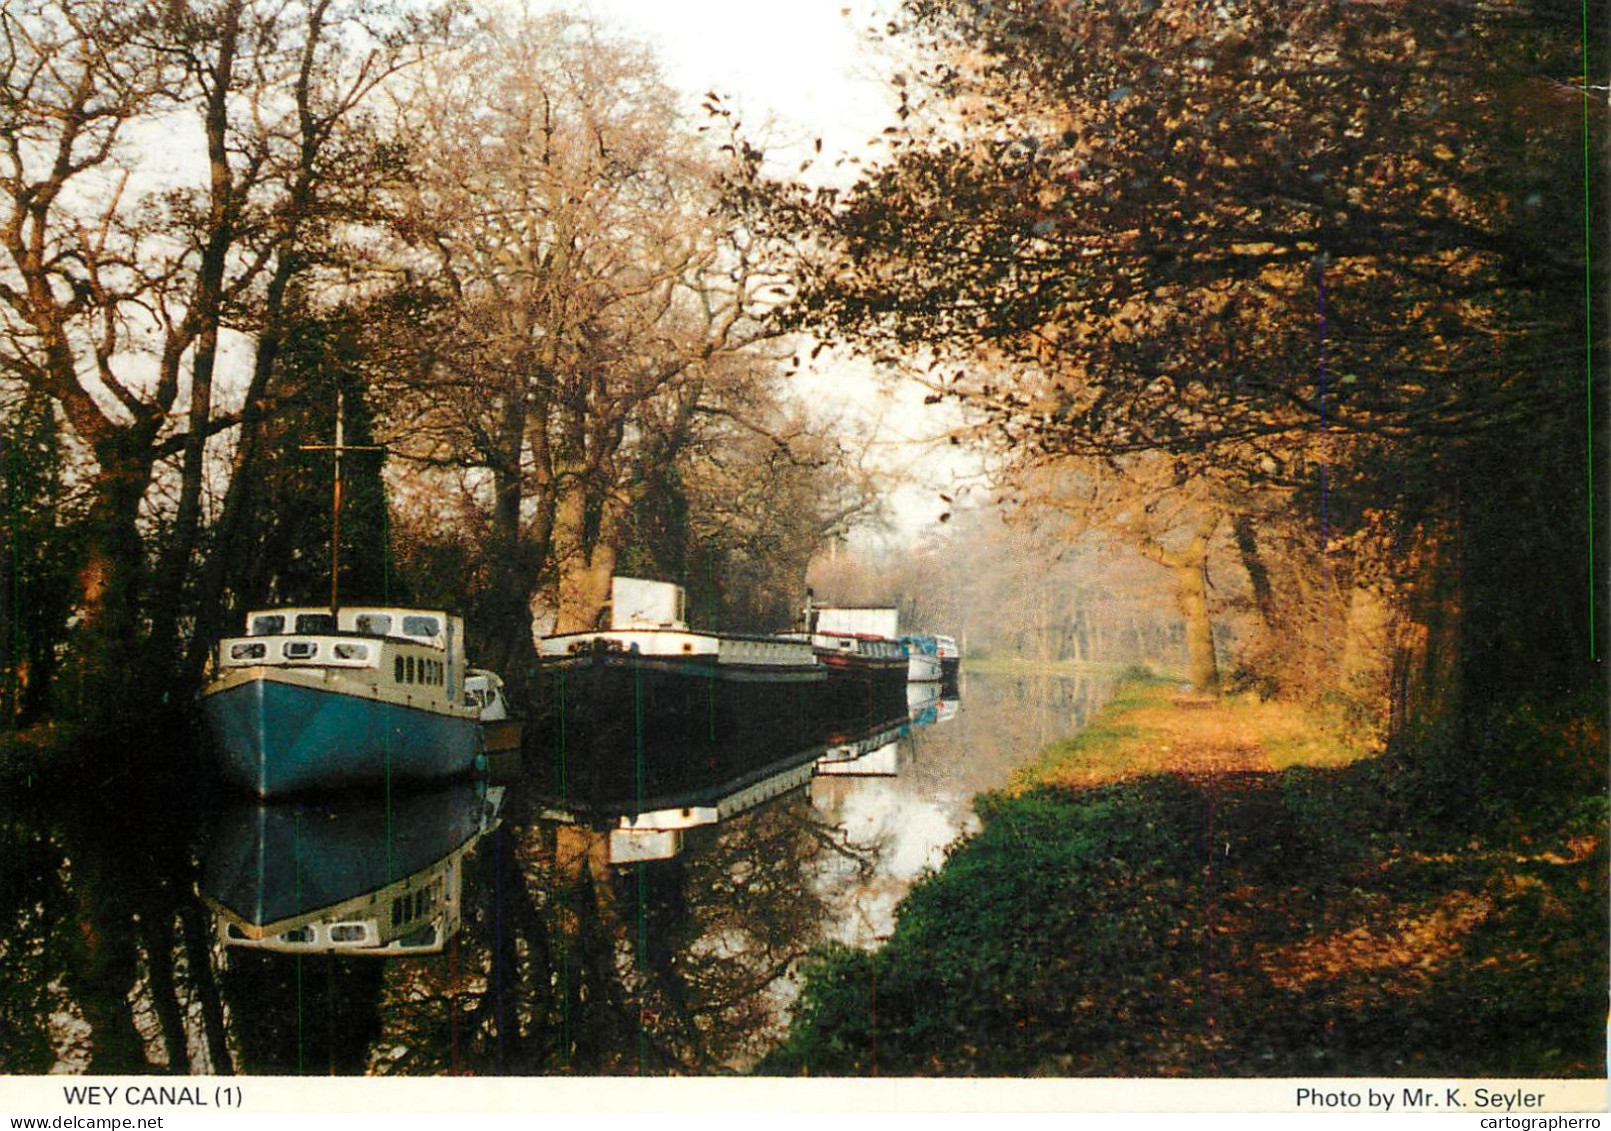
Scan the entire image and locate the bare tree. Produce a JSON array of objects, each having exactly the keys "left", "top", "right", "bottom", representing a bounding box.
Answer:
[{"left": 374, "top": 10, "right": 806, "bottom": 672}]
